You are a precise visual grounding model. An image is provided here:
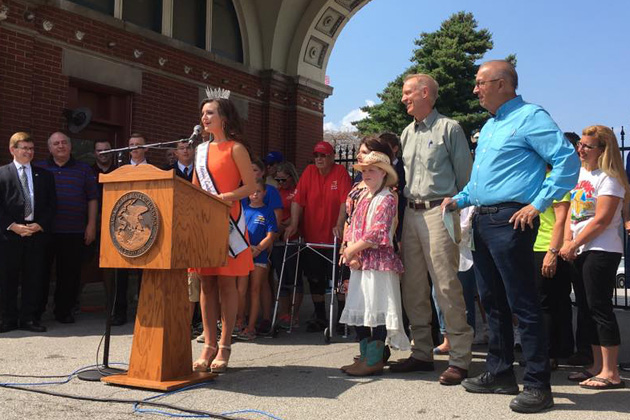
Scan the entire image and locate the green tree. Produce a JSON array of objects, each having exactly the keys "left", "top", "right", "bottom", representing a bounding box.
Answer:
[{"left": 354, "top": 11, "right": 514, "bottom": 138}]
